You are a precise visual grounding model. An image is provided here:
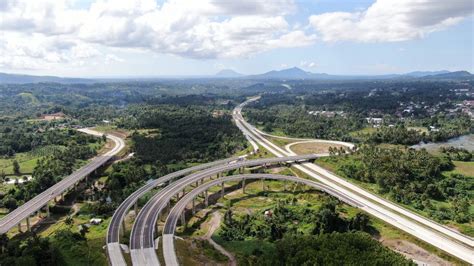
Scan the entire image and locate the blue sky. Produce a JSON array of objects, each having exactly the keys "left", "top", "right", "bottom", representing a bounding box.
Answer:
[{"left": 0, "top": 0, "right": 472, "bottom": 77}]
